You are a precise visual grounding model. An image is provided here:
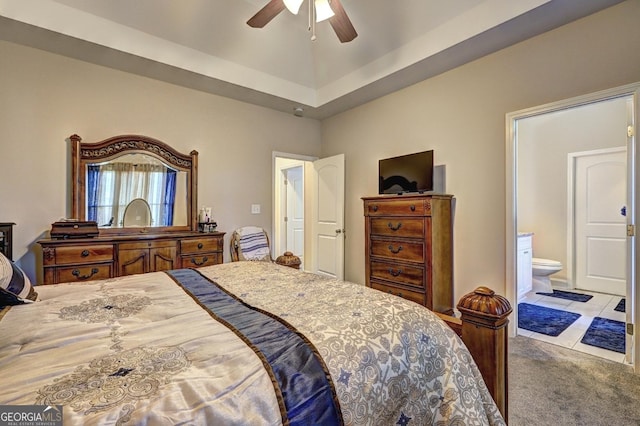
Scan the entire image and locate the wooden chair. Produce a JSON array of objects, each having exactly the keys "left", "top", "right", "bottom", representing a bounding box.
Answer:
[{"left": 230, "top": 226, "right": 273, "bottom": 262}]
